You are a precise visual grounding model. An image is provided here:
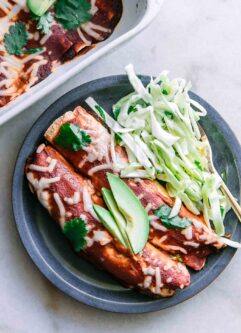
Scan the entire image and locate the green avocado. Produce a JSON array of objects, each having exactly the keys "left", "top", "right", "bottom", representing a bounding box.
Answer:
[
  {"left": 27, "top": 0, "right": 56, "bottom": 16},
  {"left": 93, "top": 205, "right": 127, "bottom": 246},
  {"left": 101, "top": 188, "right": 129, "bottom": 245},
  {"left": 106, "top": 173, "right": 149, "bottom": 254}
]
